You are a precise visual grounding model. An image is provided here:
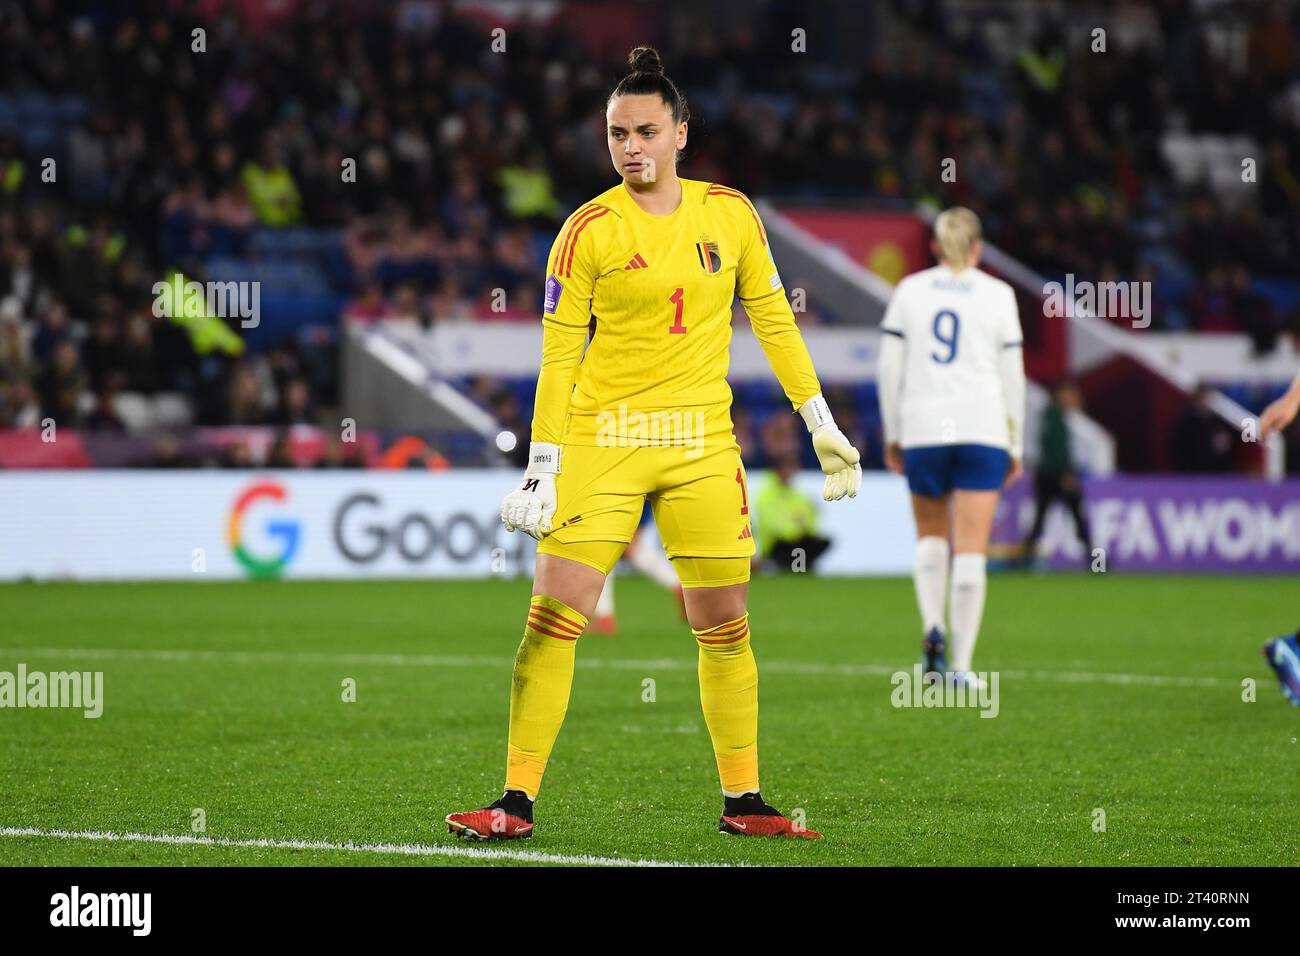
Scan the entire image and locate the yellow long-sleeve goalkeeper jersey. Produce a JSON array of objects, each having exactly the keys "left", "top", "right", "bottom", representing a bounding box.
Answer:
[{"left": 533, "top": 177, "right": 821, "bottom": 447}]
